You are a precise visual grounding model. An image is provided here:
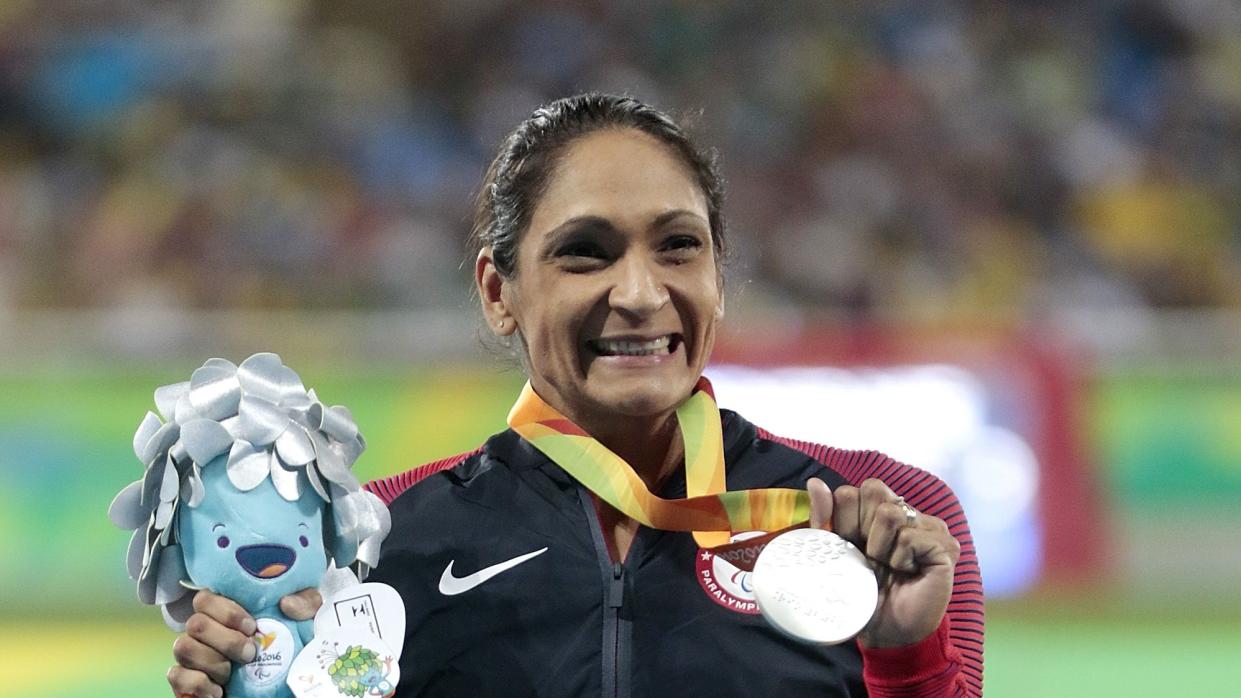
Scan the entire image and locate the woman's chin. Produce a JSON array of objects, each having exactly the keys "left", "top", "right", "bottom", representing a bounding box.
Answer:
[{"left": 582, "top": 379, "right": 695, "bottom": 421}]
